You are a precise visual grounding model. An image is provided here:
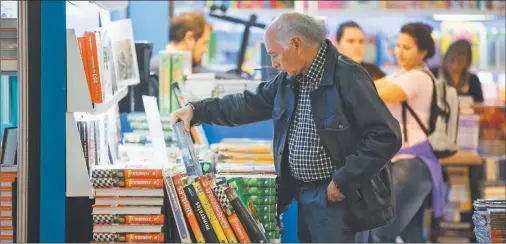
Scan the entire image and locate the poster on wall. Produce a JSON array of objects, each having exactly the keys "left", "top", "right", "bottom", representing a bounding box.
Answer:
[{"left": 106, "top": 19, "right": 140, "bottom": 87}]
